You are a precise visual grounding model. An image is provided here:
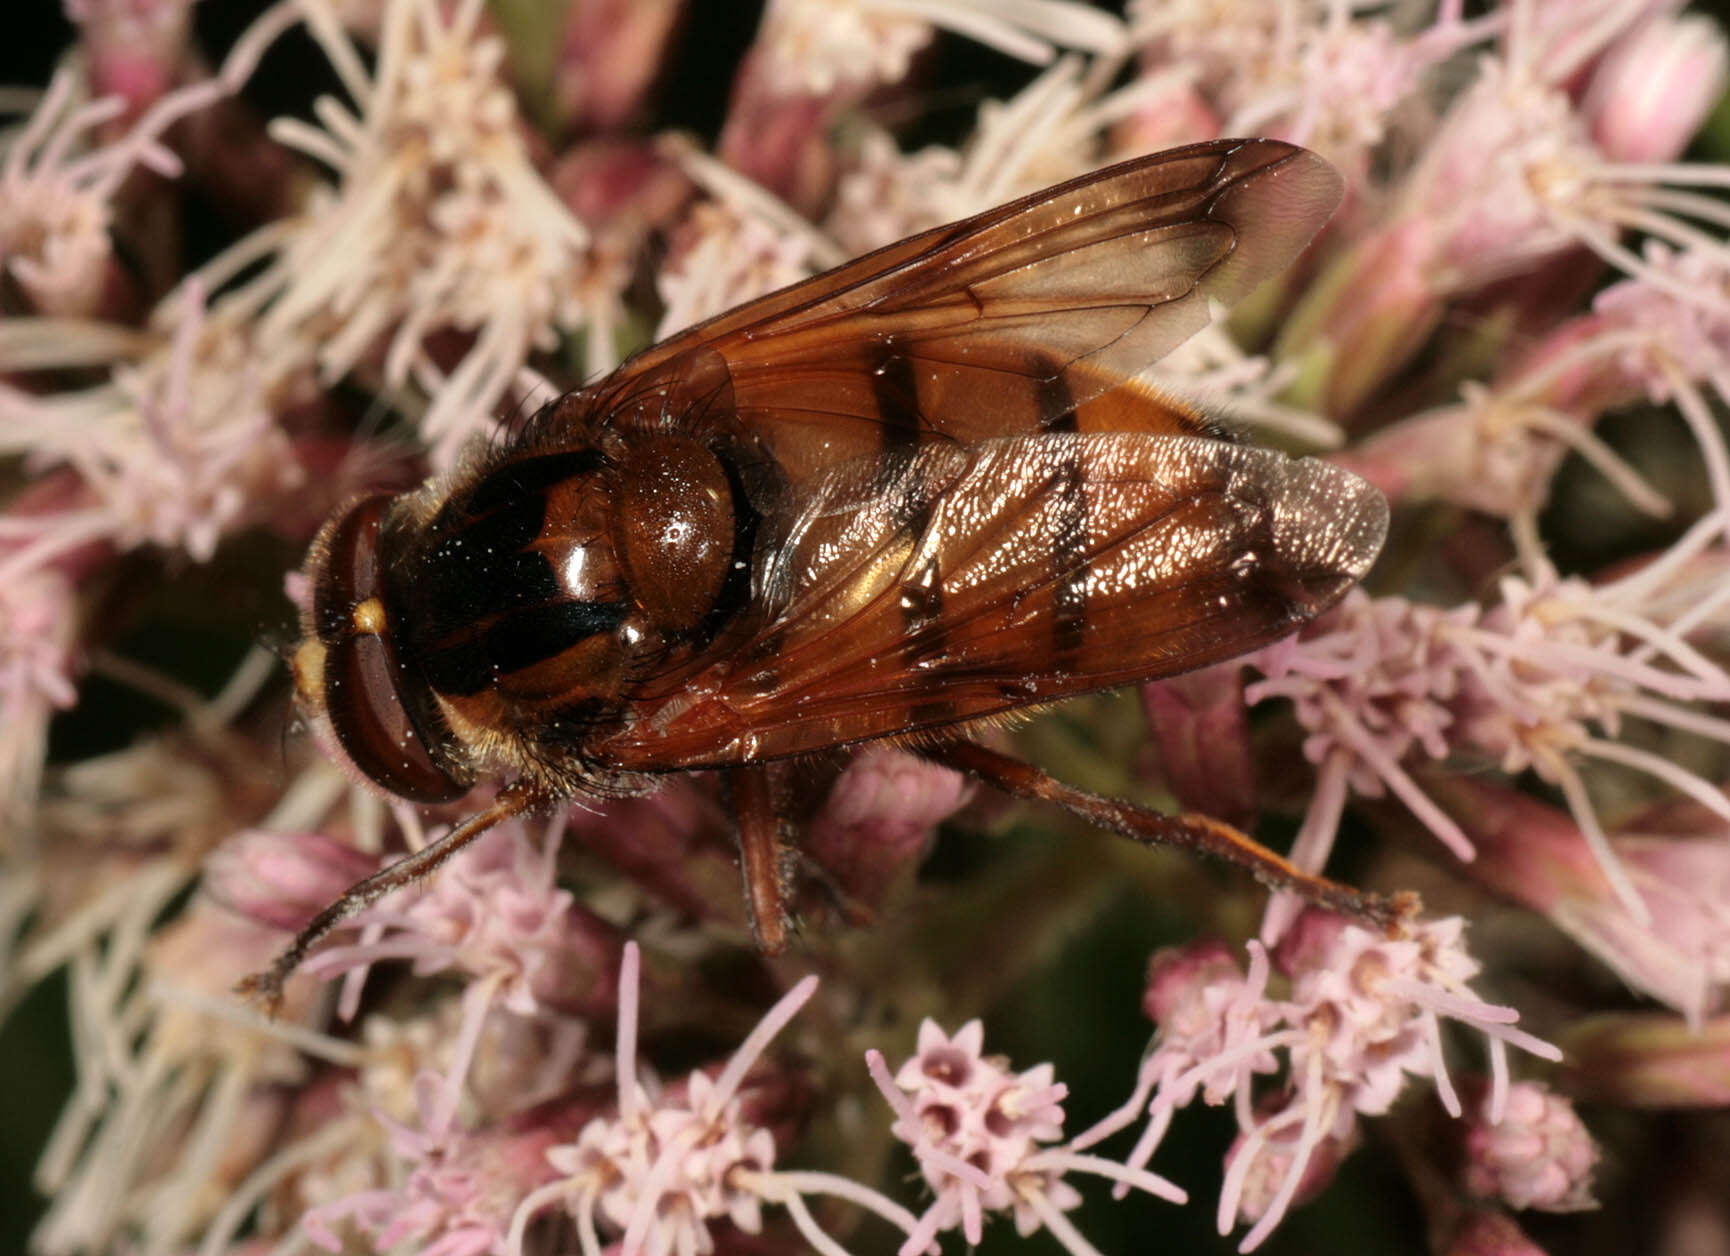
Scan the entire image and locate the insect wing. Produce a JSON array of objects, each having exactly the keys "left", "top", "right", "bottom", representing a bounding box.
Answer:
[
  {"left": 601, "top": 139, "right": 1344, "bottom": 483},
  {"left": 595, "top": 432, "right": 1387, "bottom": 769}
]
